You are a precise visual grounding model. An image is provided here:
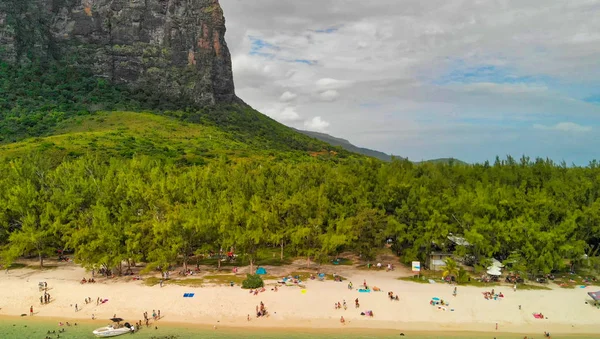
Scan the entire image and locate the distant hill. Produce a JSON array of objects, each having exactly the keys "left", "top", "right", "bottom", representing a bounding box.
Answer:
[
  {"left": 296, "top": 130, "right": 468, "bottom": 165},
  {"left": 416, "top": 158, "right": 468, "bottom": 165},
  {"left": 296, "top": 130, "right": 395, "bottom": 161}
]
